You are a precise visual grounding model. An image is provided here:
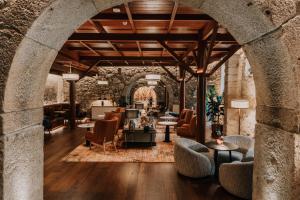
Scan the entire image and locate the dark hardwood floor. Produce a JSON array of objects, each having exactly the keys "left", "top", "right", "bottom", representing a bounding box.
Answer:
[{"left": 44, "top": 127, "right": 242, "bottom": 200}]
